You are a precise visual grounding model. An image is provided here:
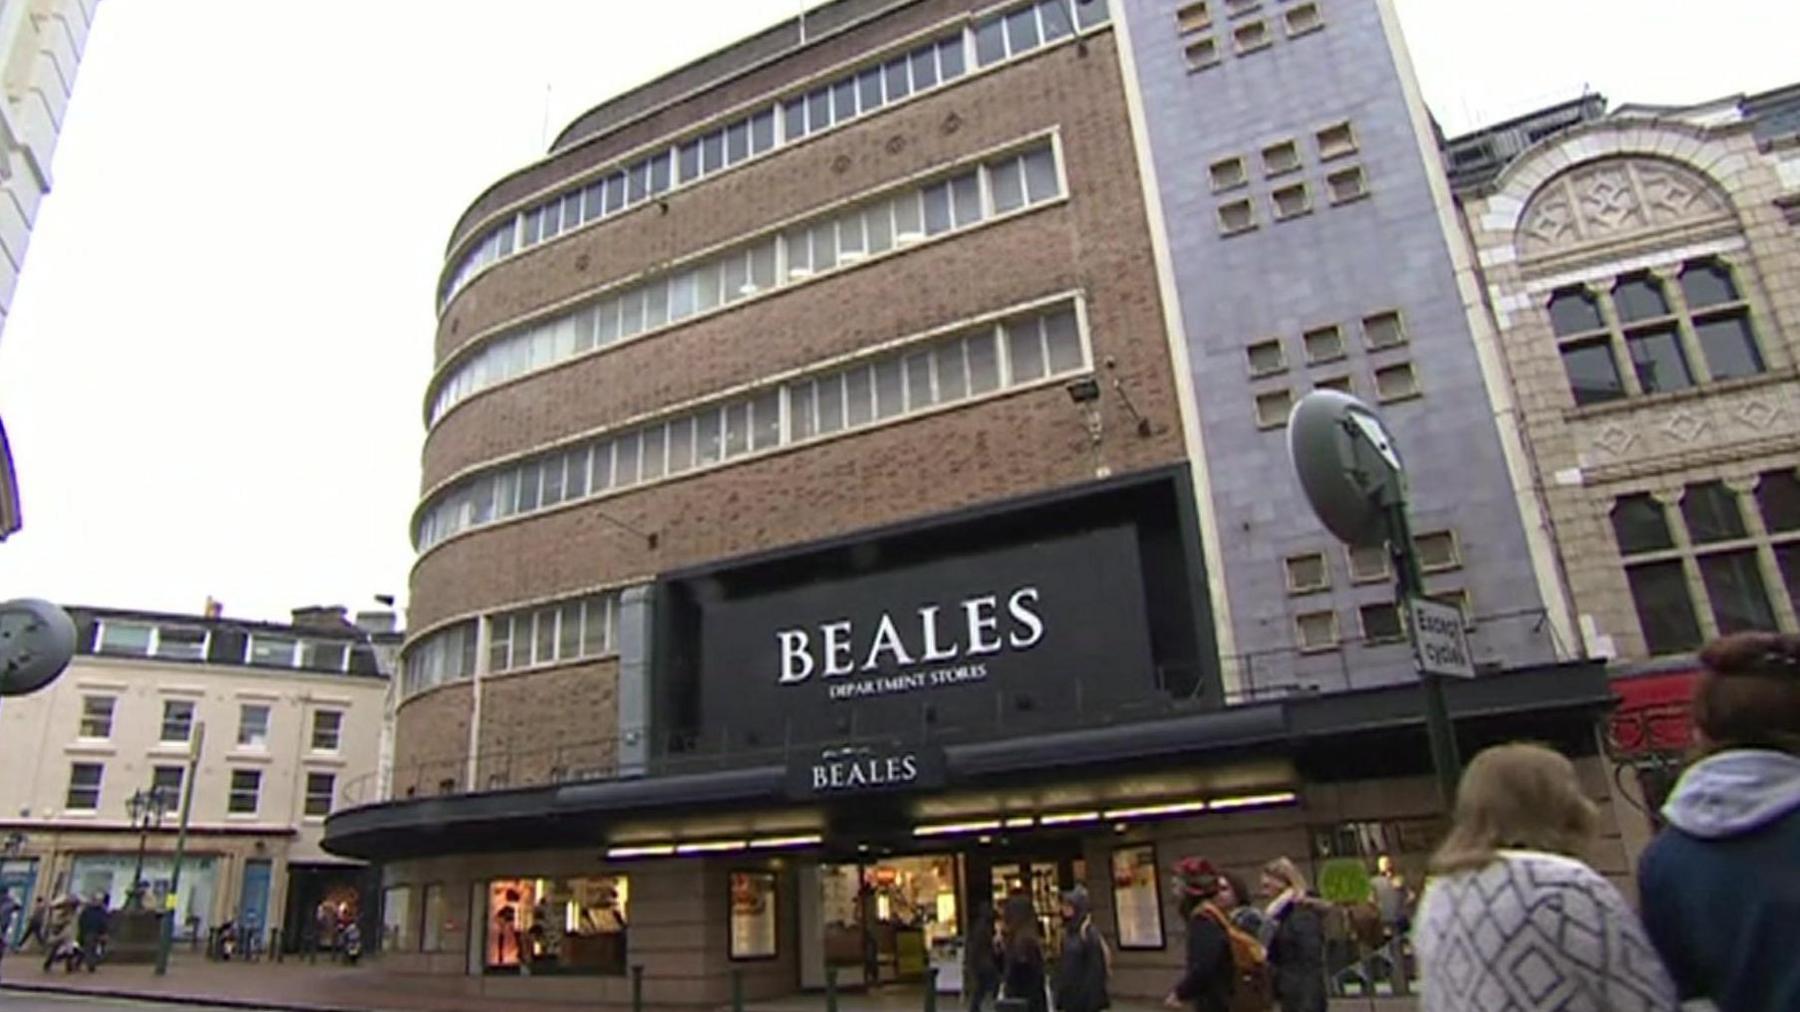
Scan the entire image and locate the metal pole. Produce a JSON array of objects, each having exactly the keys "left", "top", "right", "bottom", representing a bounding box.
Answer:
[
  {"left": 731, "top": 967, "right": 745, "bottom": 1012},
  {"left": 155, "top": 722, "right": 205, "bottom": 976},
  {"left": 924, "top": 967, "right": 940, "bottom": 1012},
  {"left": 1387, "top": 503, "right": 1461, "bottom": 806},
  {"left": 129, "top": 806, "right": 149, "bottom": 903},
  {"left": 826, "top": 965, "right": 839, "bottom": 1012},
  {"left": 631, "top": 963, "right": 645, "bottom": 1012}
]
